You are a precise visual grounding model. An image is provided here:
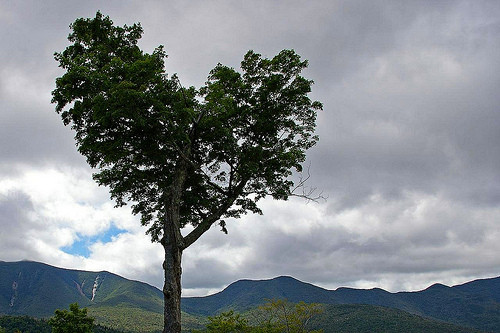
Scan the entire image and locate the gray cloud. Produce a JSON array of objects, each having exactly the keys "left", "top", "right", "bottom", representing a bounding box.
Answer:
[
  {"left": 309, "top": 1, "right": 500, "bottom": 210},
  {"left": 0, "top": 0, "right": 500, "bottom": 295},
  {"left": 0, "top": 192, "right": 43, "bottom": 261}
]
